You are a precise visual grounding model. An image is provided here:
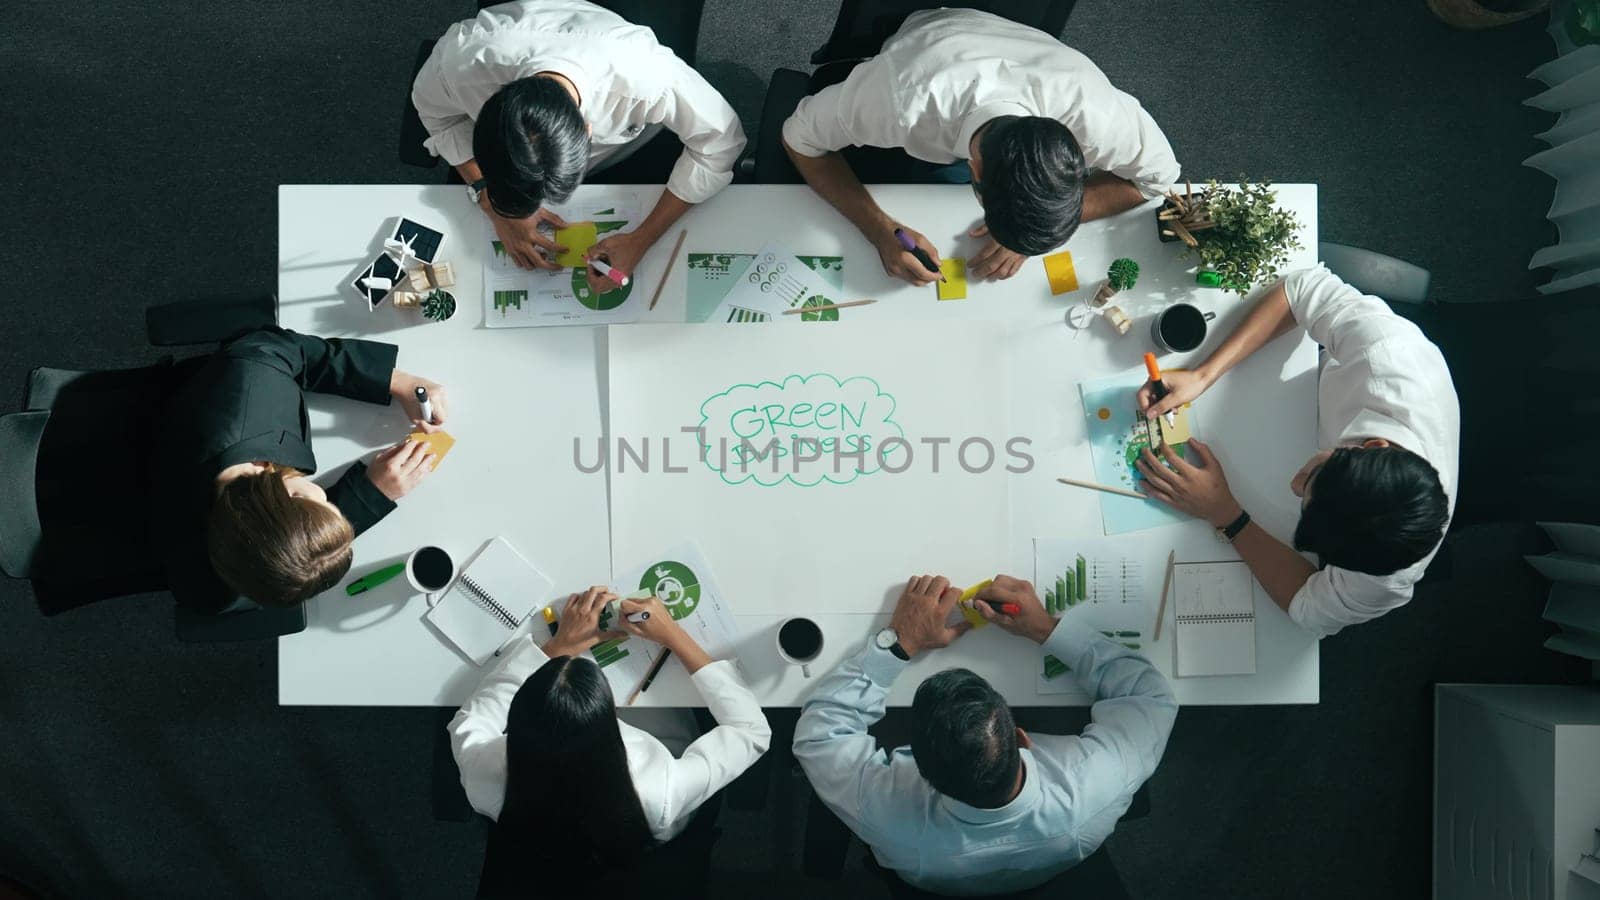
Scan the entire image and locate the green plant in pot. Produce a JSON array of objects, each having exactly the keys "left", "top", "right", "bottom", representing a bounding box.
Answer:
[
  {"left": 1158, "top": 179, "right": 1302, "bottom": 297},
  {"left": 421, "top": 290, "right": 457, "bottom": 322}
]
